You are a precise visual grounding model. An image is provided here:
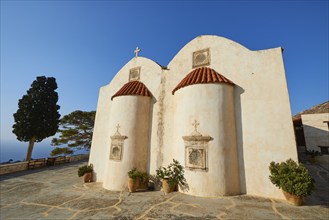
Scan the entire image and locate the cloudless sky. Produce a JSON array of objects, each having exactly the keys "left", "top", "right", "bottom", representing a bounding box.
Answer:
[{"left": 0, "top": 1, "right": 328, "bottom": 160}]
